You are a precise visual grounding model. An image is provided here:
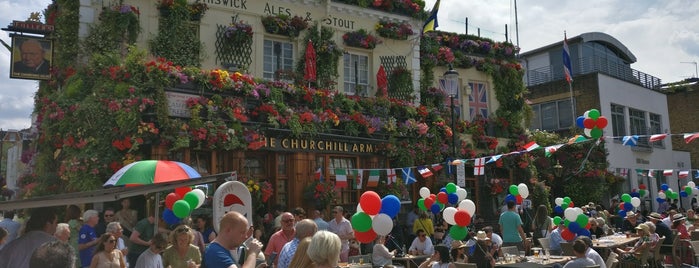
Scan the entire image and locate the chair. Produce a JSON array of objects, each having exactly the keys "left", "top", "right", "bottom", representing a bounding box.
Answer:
[
  {"left": 691, "top": 231, "right": 699, "bottom": 241},
  {"left": 560, "top": 242, "right": 575, "bottom": 256},
  {"left": 648, "top": 236, "right": 664, "bottom": 268},
  {"left": 501, "top": 246, "right": 519, "bottom": 256},
  {"left": 606, "top": 252, "right": 618, "bottom": 268},
  {"left": 453, "top": 263, "right": 477, "bottom": 268},
  {"left": 659, "top": 233, "right": 680, "bottom": 268},
  {"left": 538, "top": 237, "right": 551, "bottom": 253},
  {"left": 691, "top": 240, "right": 699, "bottom": 266}
]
